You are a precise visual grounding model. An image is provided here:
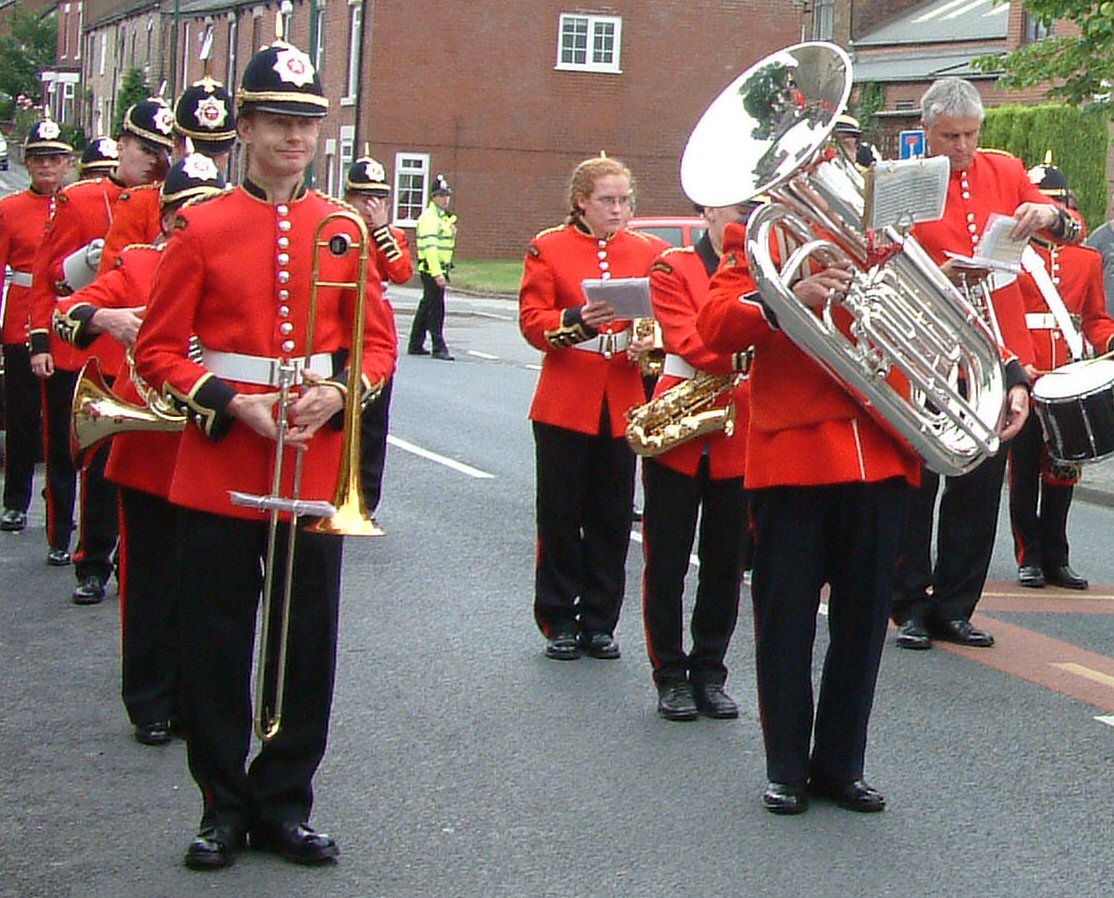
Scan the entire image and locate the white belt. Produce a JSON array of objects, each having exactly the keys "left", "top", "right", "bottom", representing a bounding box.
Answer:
[
  {"left": 1026, "top": 313, "right": 1059, "bottom": 330},
  {"left": 662, "top": 354, "right": 696, "bottom": 379},
  {"left": 201, "top": 347, "right": 335, "bottom": 387},
  {"left": 9, "top": 270, "right": 32, "bottom": 288},
  {"left": 570, "top": 330, "right": 631, "bottom": 356}
]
